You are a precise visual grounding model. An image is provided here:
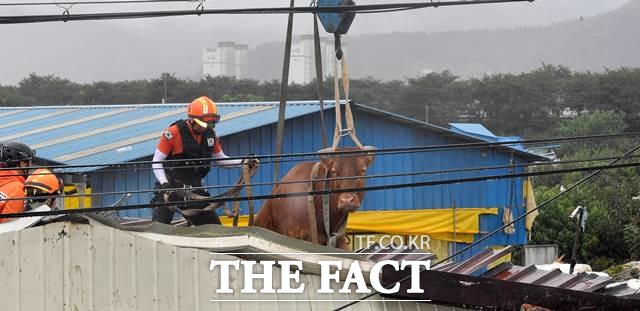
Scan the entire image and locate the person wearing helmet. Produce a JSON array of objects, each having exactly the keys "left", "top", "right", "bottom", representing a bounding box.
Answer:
[
  {"left": 24, "top": 168, "right": 63, "bottom": 211},
  {"left": 151, "top": 96, "right": 259, "bottom": 225},
  {"left": 0, "top": 141, "right": 35, "bottom": 222}
]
